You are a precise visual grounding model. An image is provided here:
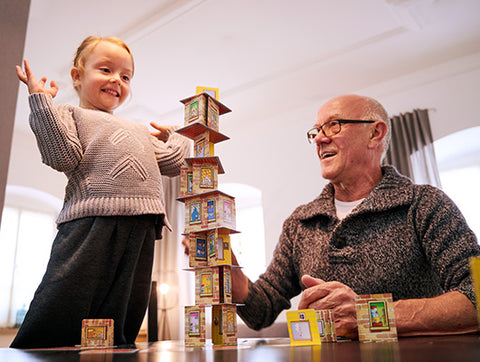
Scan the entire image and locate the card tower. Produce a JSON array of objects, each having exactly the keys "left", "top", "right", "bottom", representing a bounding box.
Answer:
[{"left": 176, "top": 88, "right": 239, "bottom": 347}]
